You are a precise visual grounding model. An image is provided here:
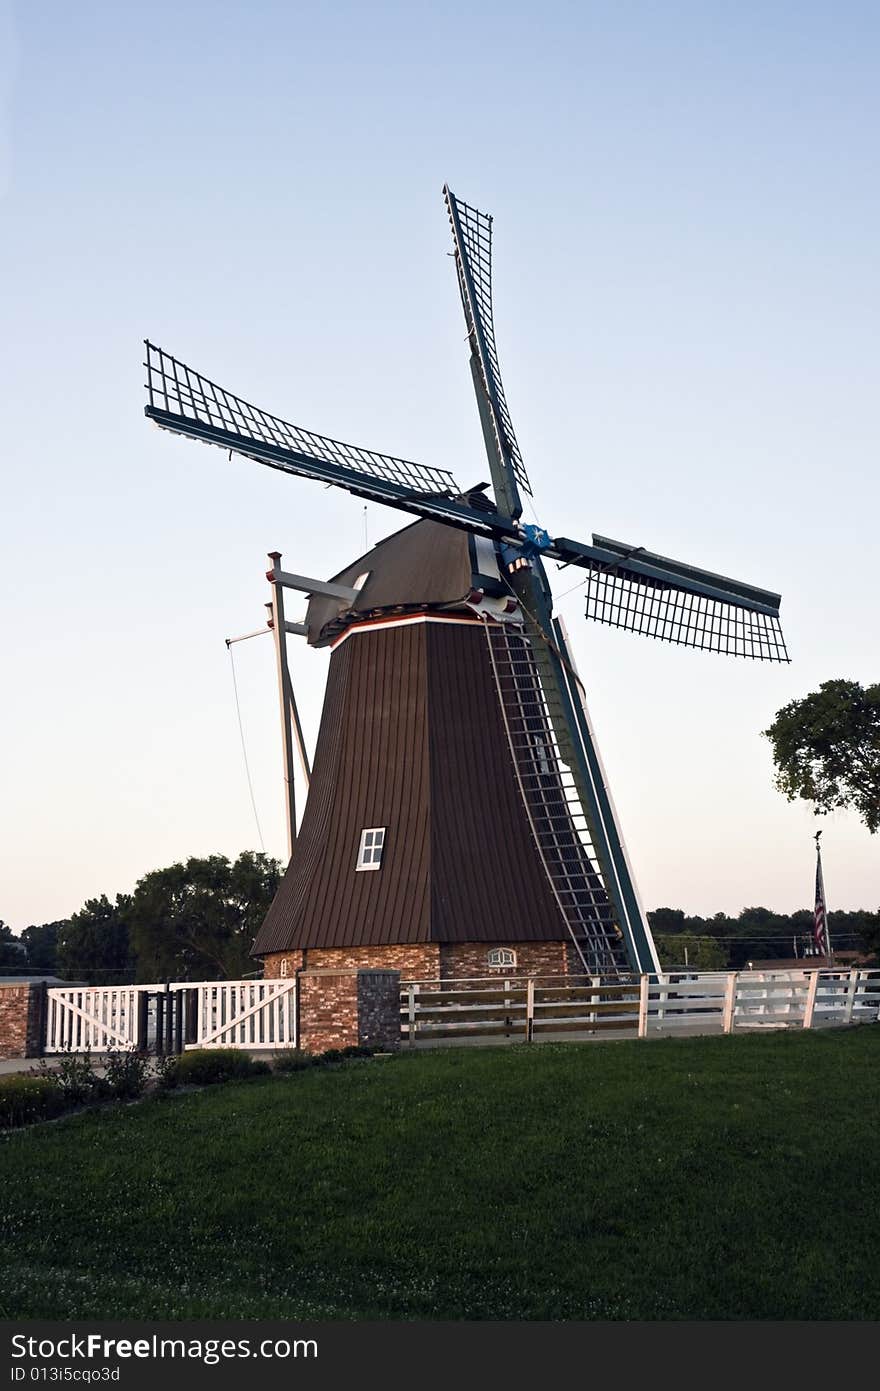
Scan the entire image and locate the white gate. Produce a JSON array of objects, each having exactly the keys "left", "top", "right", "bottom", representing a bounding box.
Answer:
[
  {"left": 175, "top": 979, "right": 297, "bottom": 1050},
  {"left": 45, "top": 986, "right": 150, "bottom": 1053}
]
